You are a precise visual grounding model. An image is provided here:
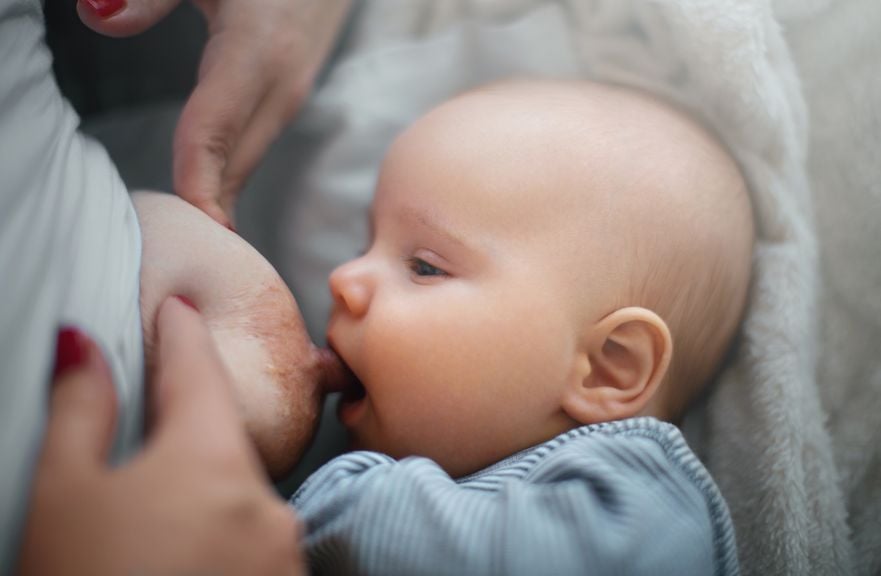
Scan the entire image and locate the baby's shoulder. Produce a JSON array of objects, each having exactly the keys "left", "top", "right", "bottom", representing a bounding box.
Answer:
[
  {"left": 531, "top": 417, "right": 703, "bottom": 480},
  {"left": 491, "top": 417, "right": 739, "bottom": 573},
  {"left": 460, "top": 417, "right": 696, "bottom": 487}
]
